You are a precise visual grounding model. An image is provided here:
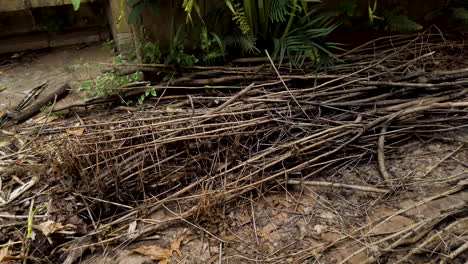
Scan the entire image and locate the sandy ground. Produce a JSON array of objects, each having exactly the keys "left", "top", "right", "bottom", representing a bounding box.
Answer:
[{"left": 0, "top": 43, "right": 114, "bottom": 111}]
